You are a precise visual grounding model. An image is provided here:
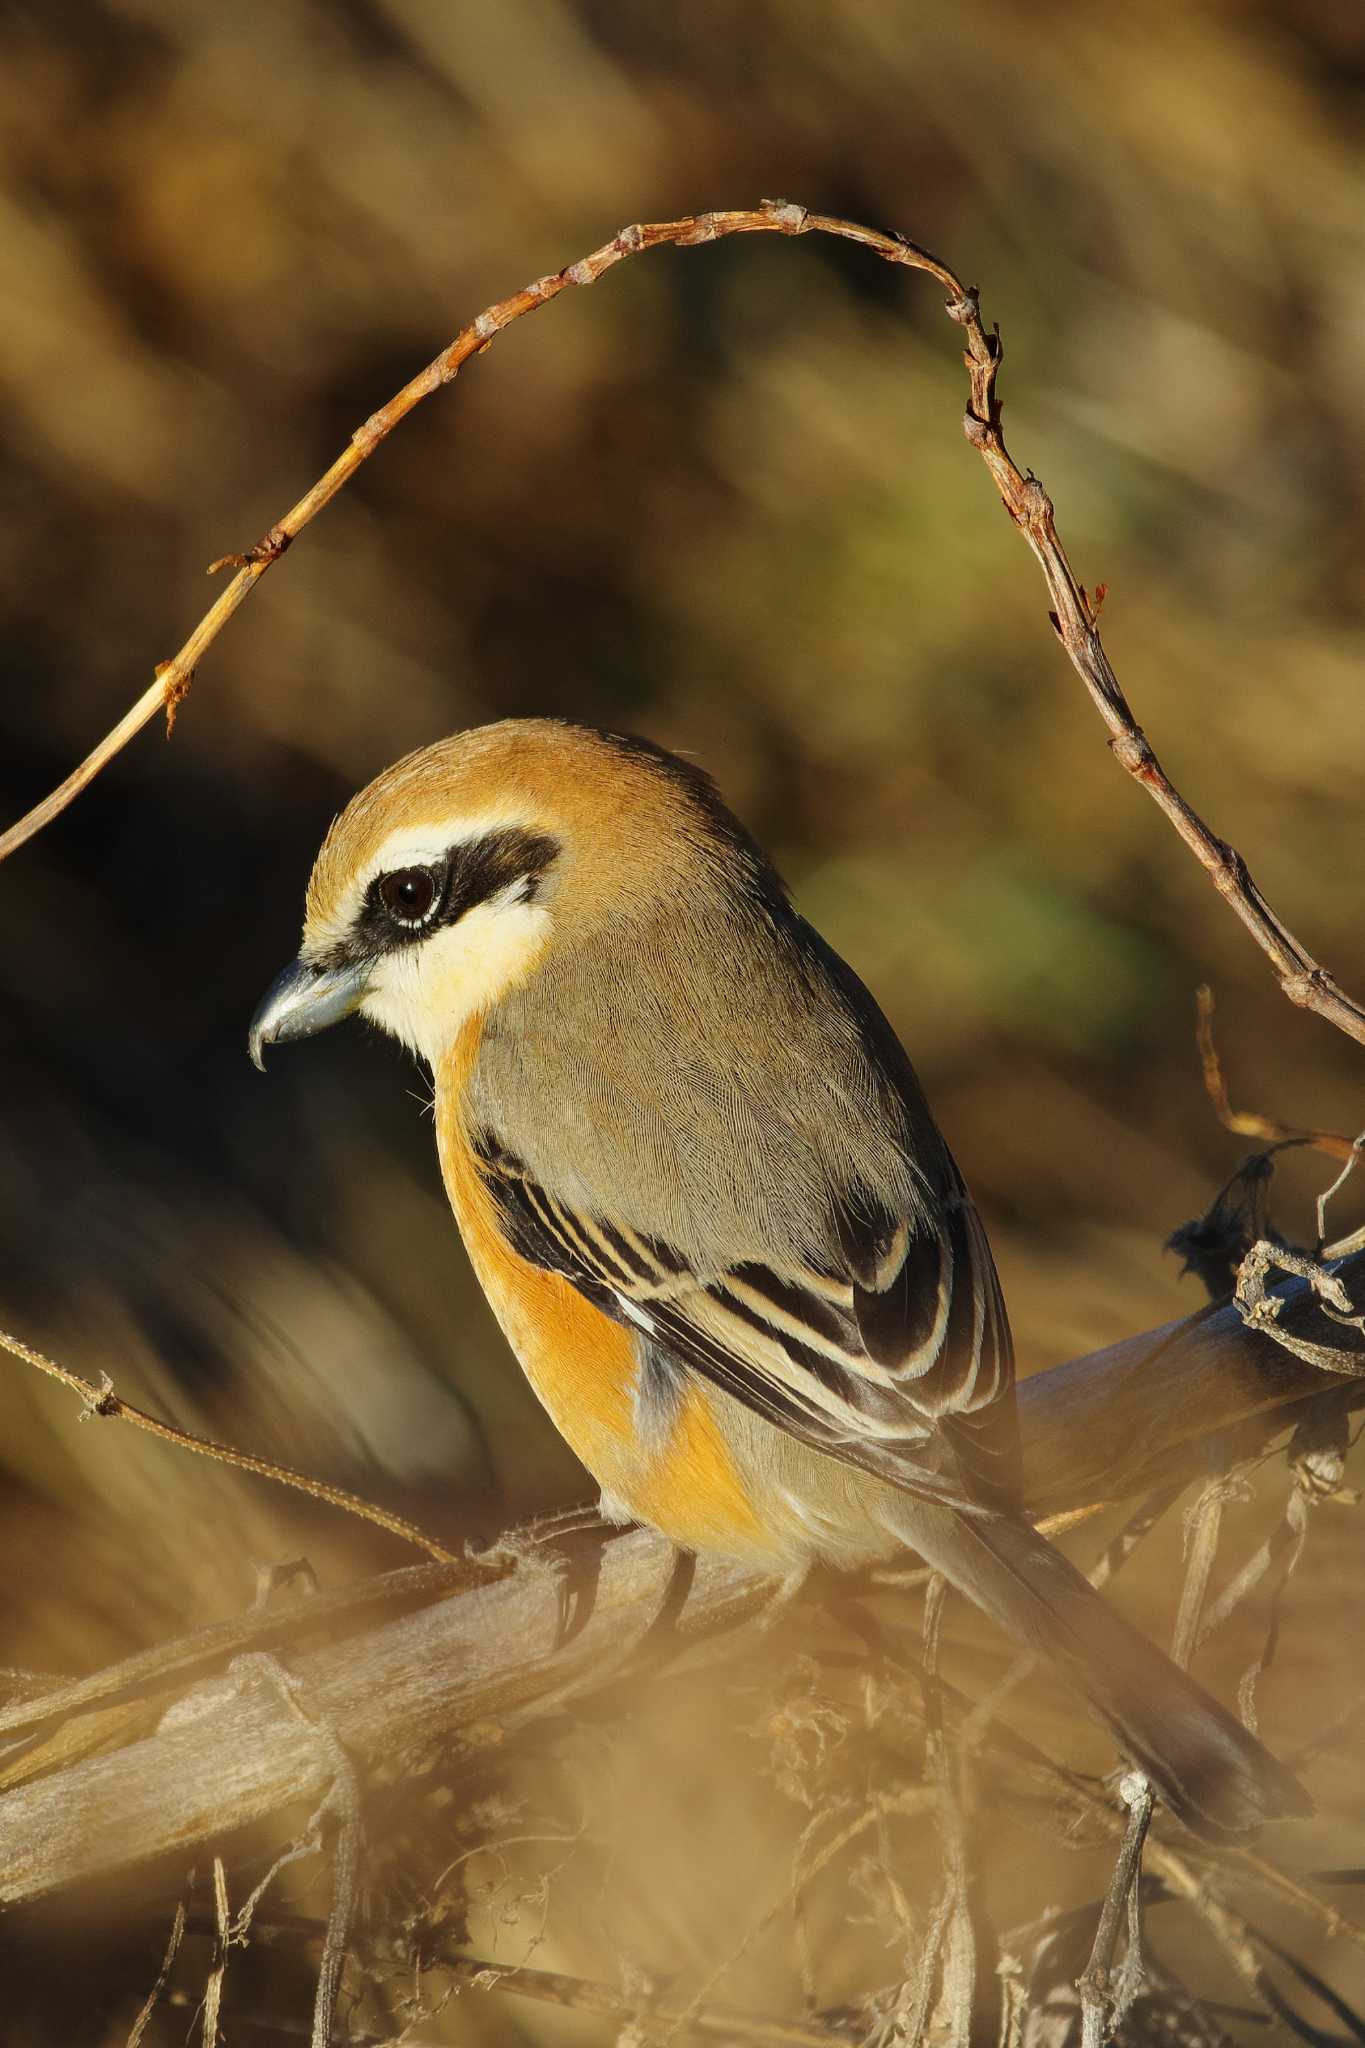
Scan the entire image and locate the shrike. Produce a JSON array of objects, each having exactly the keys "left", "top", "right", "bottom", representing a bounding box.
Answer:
[{"left": 251, "top": 718, "right": 1308, "bottom": 1842}]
